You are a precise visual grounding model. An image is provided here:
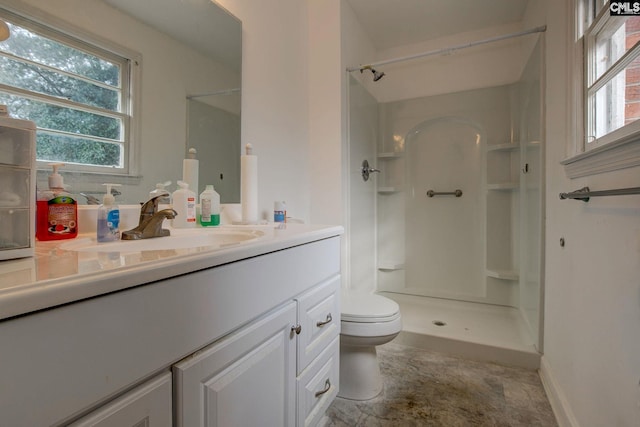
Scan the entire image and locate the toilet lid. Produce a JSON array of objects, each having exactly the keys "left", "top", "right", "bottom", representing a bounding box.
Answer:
[{"left": 341, "top": 293, "right": 400, "bottom": 323}]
